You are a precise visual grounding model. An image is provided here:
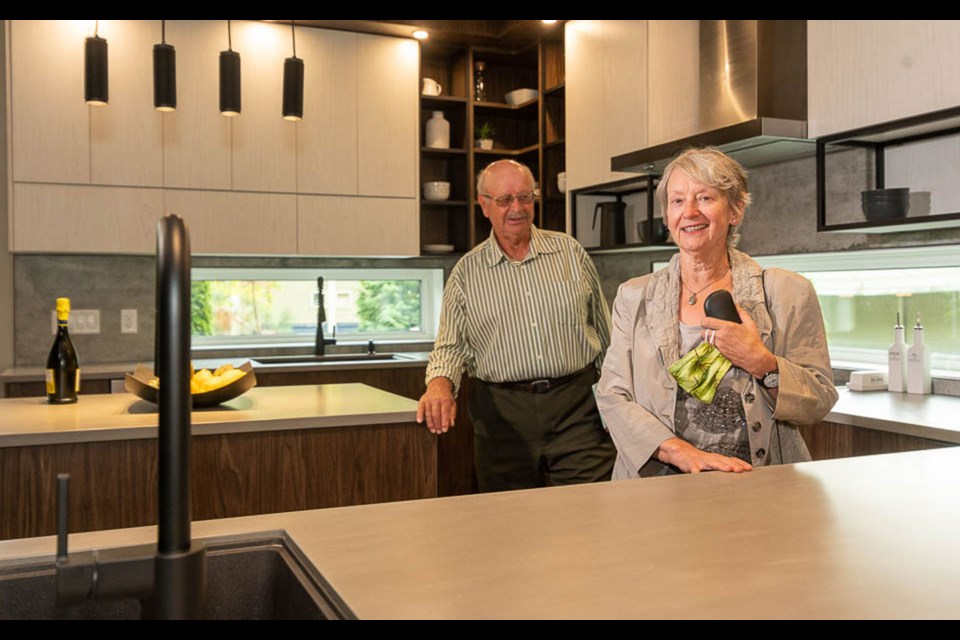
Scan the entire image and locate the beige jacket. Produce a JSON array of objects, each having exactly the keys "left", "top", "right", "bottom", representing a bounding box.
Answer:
[{"left": 596, "top": 248, "right": 838, "bottom": 480}]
